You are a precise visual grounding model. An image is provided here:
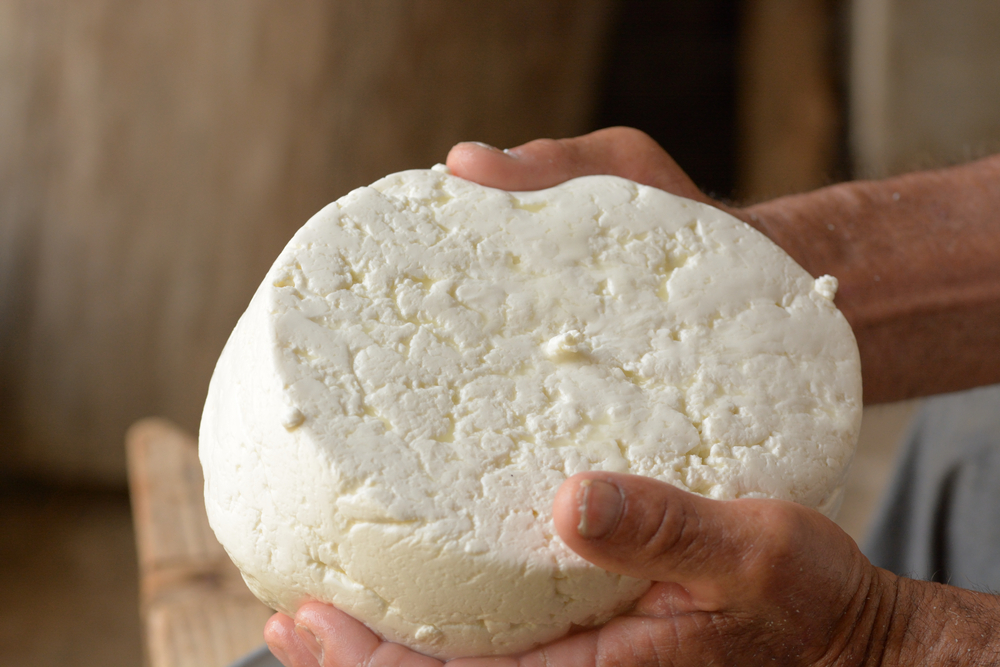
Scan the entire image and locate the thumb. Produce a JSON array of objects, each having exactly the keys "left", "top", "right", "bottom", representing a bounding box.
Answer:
[{"left": 553, "top": 472, "right": 789, "bottom": 605}]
